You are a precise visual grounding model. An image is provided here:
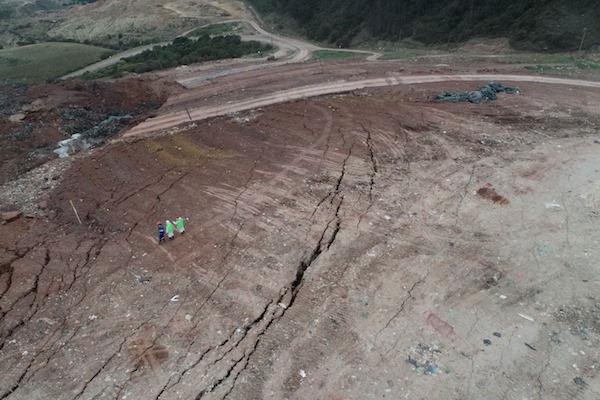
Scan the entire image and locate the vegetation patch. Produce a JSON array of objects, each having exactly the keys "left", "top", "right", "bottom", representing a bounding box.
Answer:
[
  {"left": 0, "top": 42, "right": 114, "bottom": 82},
  {"left": 247, "top": 0, "right": 600, "bottom": 51},
  {"left": 84, "top": 34, "right": 273, "bottom": 79}
]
